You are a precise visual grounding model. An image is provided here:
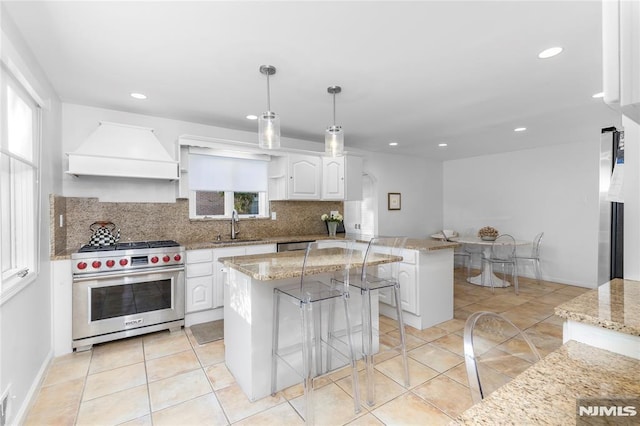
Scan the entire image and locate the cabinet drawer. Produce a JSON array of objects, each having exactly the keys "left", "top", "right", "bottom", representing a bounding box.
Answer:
[
  {"left": 187, "top": 262, "right": 213, "bottom": 278},
  {"left": 187, "top": 249, "right": 213, "bottom": 263}
]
